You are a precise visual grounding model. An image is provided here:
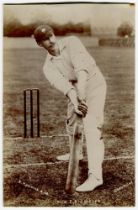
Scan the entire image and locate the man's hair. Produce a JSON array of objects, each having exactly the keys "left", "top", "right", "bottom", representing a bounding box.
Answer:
[{"left": 33, "top": 24, "right": 54, "bottom": 44}]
